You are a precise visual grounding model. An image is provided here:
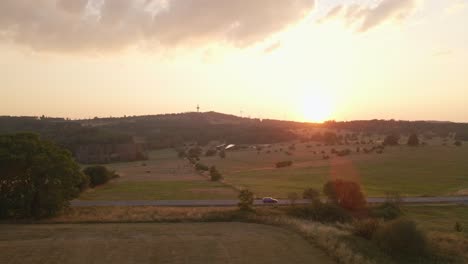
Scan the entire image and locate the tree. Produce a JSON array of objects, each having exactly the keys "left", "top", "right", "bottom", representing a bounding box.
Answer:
[
  {"left": 323, "top": 179, "right": 366, "bottom": 210},
  {"left": 209, "top": 166, "right": 222, "bottom": 181},
  {"left": 407, "top": 134, "right": 419, "bottom": 146},
  {"left": 238, "top": 189, "right": 254, "bottom": 211},
  {"left": 219, "top": 149, "right": 226, "bottom": 159},
  {"left": 0, "top": 133, "right": 84, "bottom": 218},
  {"left": 83, "top": 165, "right": 118, "bottom": 187},
  {"left": 187, "top": 146, "right": 202, "bottom": 158},
  {"left": 302, "top": 188, "right": 320, "bottom": 201},
  {"left": 383, "top": 134, "right": 400, "bottom": 146}
]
